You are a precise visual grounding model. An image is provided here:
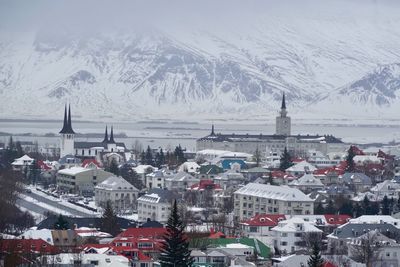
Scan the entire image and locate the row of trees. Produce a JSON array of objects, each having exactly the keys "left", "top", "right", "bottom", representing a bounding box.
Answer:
[
  {"left": 140, "top": 145, "right": 187, "bottom": 167},
  {"left": 314, "top": 195, "right": 399, "bottom": 216}
]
